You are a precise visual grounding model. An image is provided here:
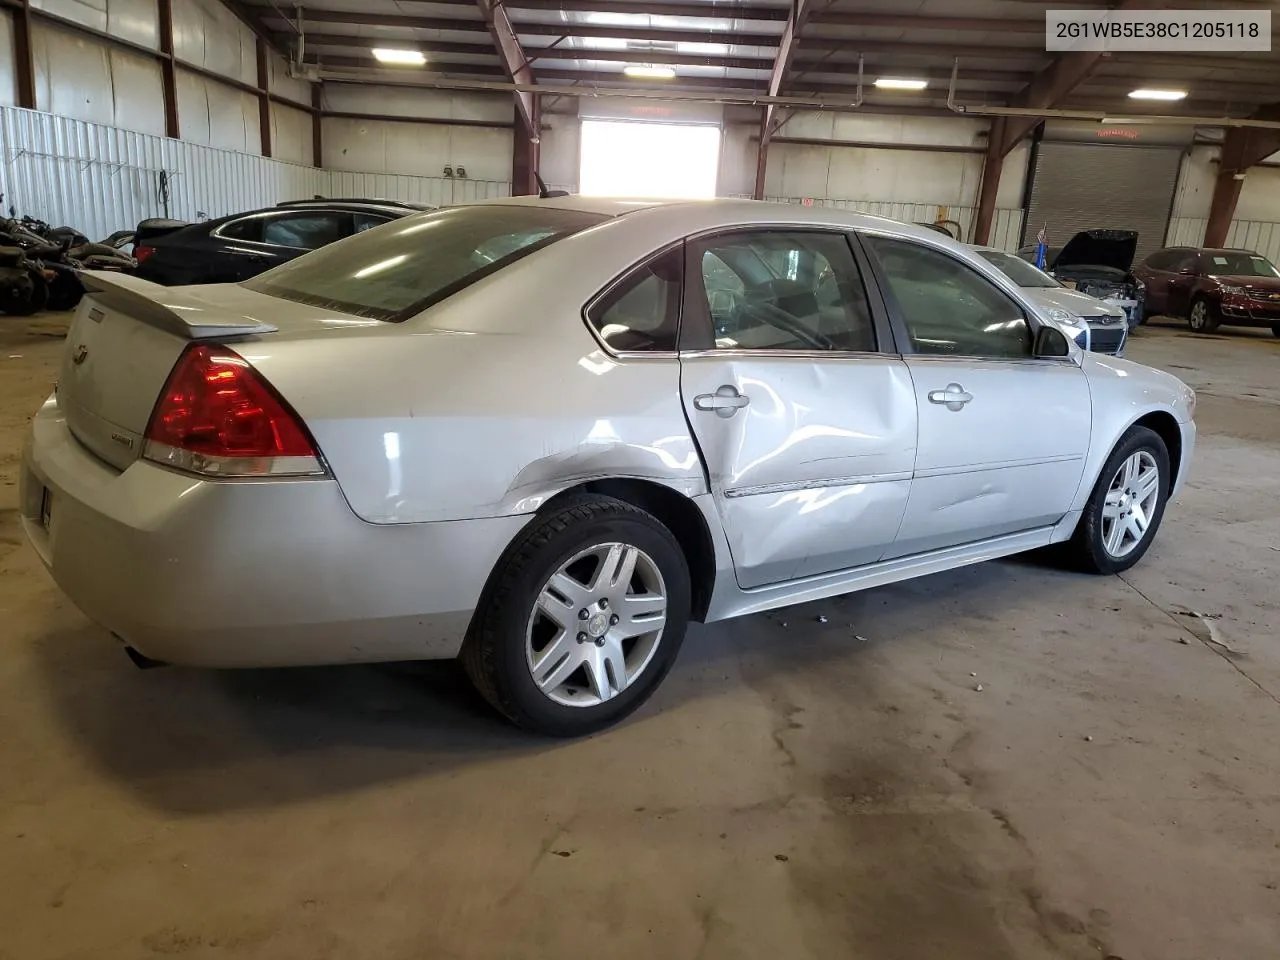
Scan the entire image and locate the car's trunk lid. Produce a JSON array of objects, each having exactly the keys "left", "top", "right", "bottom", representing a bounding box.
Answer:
[
  {"left": 1053, "top": 229, "right": 1139, "bottom": 273},
  {"left": 56, "top": 273, "right": 284, "bottom": 470}
]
